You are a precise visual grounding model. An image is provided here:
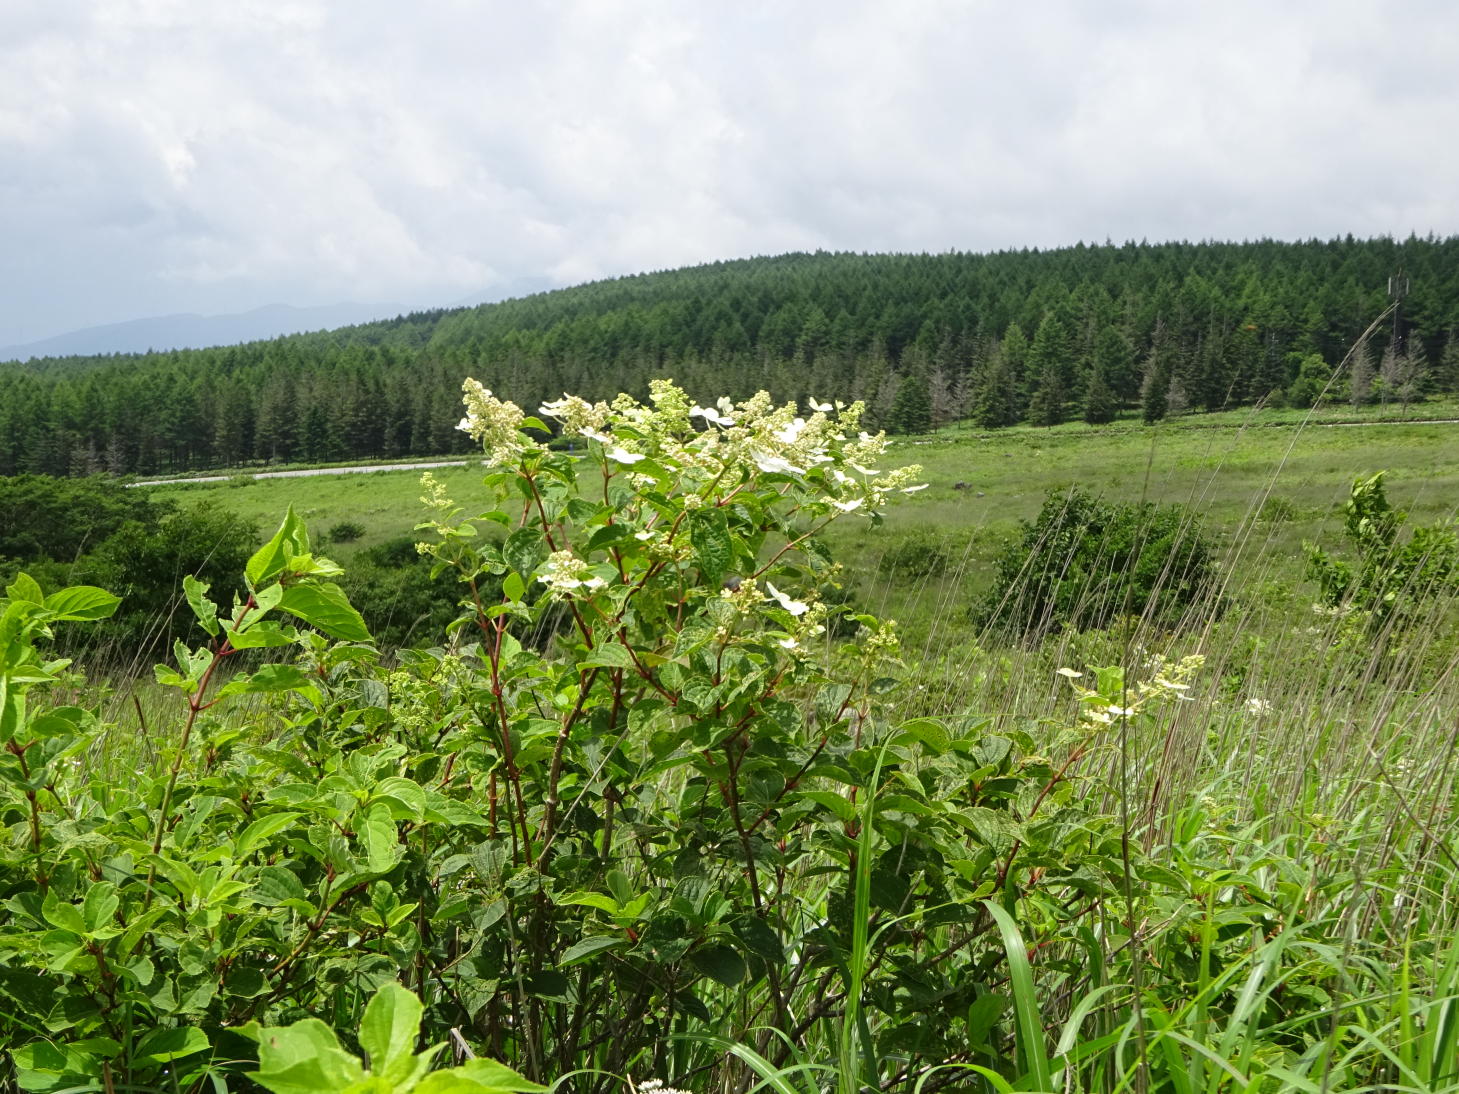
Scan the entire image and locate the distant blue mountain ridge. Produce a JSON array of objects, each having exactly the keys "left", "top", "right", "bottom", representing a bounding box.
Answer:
[{"left": 0, "top": 276, "right": 557, "bottom": 362}]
